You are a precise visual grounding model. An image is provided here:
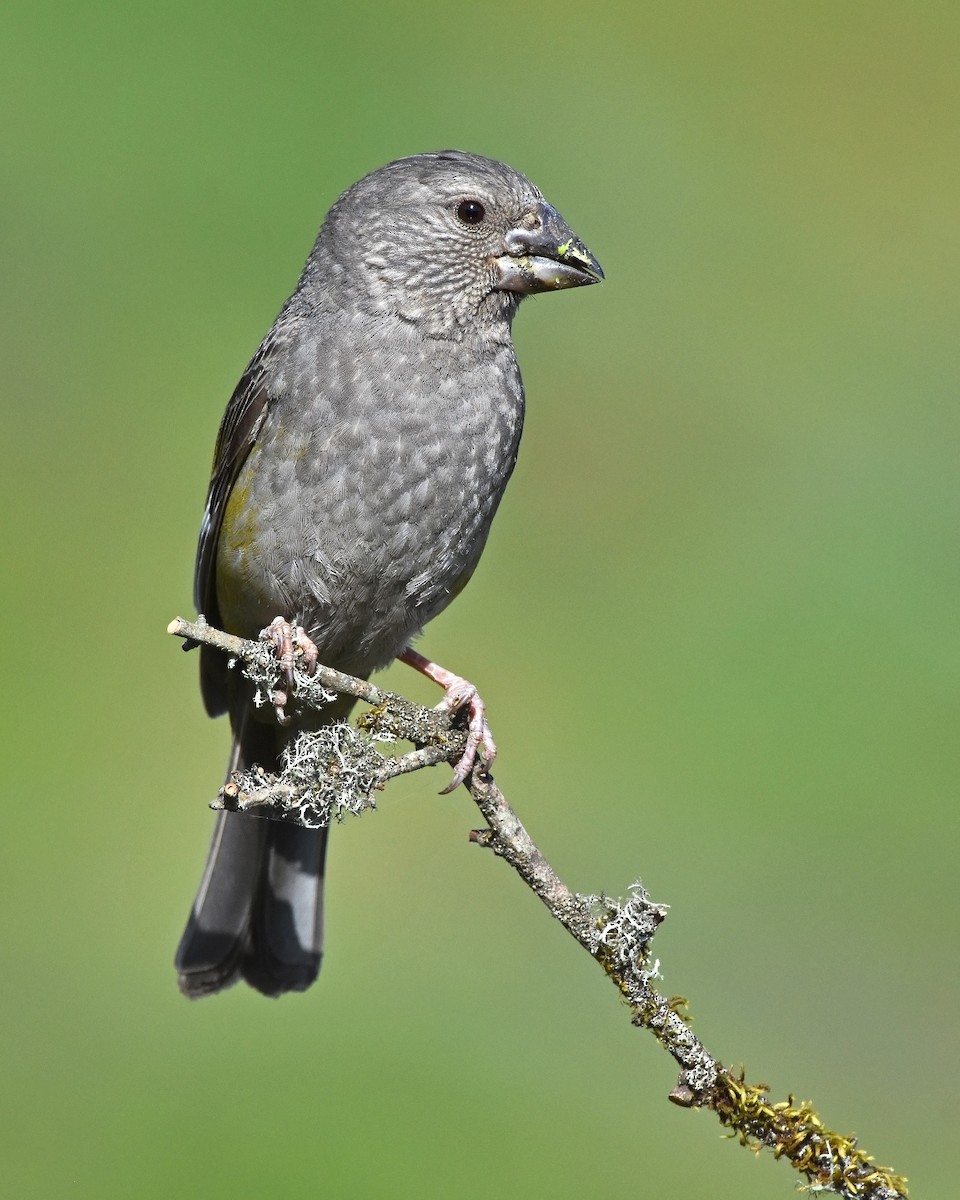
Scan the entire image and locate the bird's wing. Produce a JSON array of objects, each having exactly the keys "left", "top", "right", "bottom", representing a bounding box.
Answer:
[{"left": 194, "top": 333, "right": 281, "bottom": 715}]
